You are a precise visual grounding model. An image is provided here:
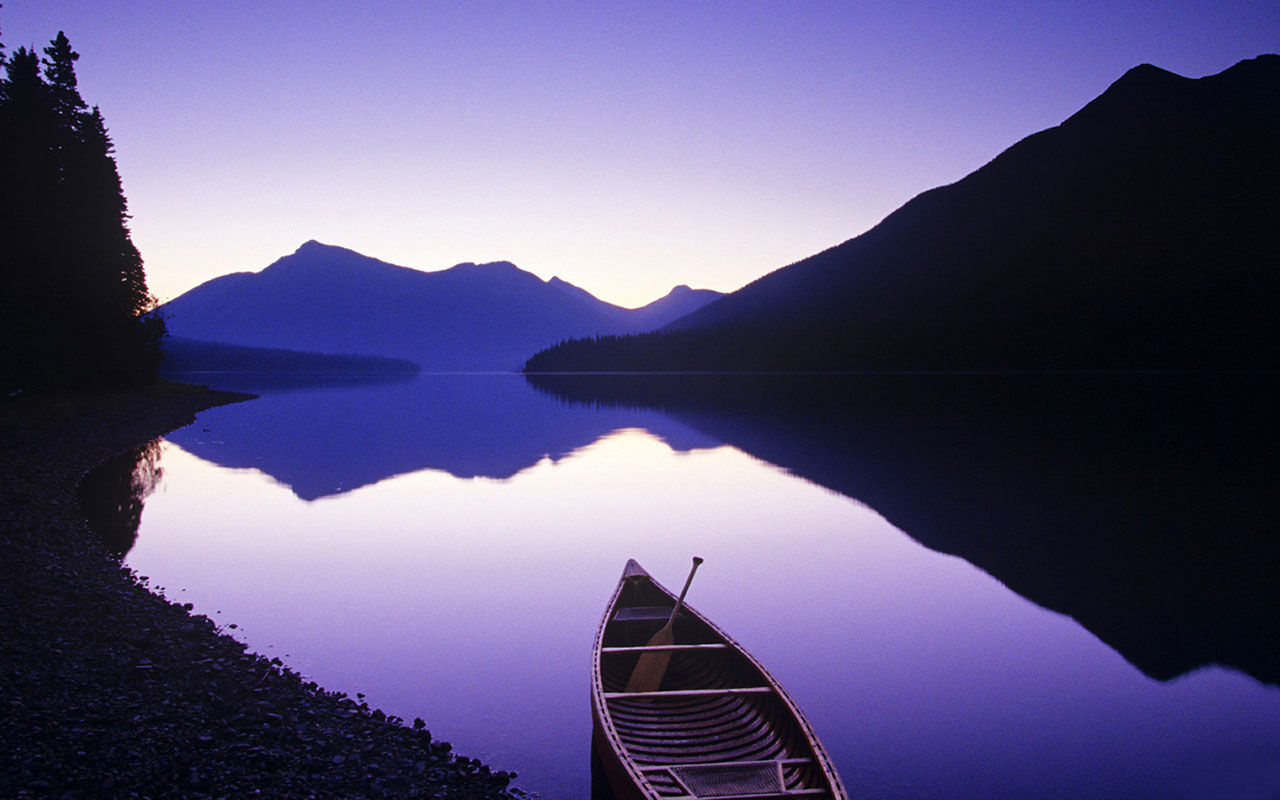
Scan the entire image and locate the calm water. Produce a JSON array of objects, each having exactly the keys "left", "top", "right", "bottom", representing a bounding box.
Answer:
[{"left": 102, "top": 374, "right": 1280, "bottom": 798}]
